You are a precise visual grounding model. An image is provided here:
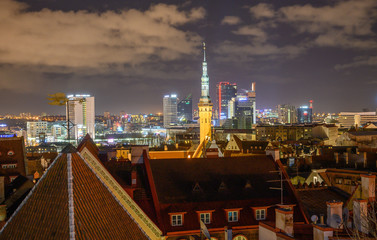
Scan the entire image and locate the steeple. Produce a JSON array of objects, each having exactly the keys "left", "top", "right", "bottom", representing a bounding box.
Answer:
[
  {"left": 200, "top": 42, "right": 210, "bottom": 102},
  {"left": 198, "top": 42, "right": 213, "bottom": 145}
]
